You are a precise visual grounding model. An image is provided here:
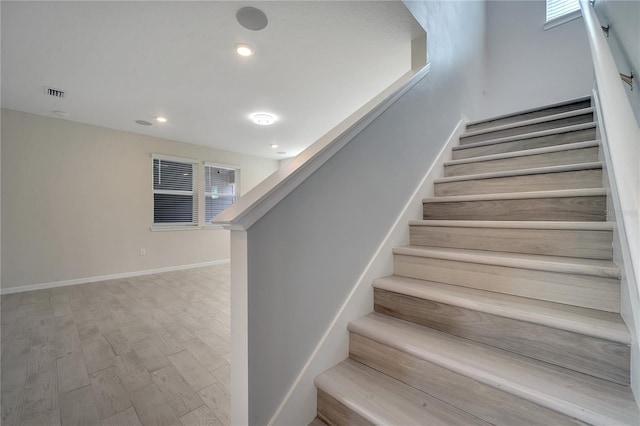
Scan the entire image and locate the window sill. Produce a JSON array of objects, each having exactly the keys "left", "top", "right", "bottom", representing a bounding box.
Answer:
[
  {"left": 544, "top": 9, "right": 582, "bottom": 30},
  {"left": 150, "top": 225, "right": 201, "bottom": 232}
]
